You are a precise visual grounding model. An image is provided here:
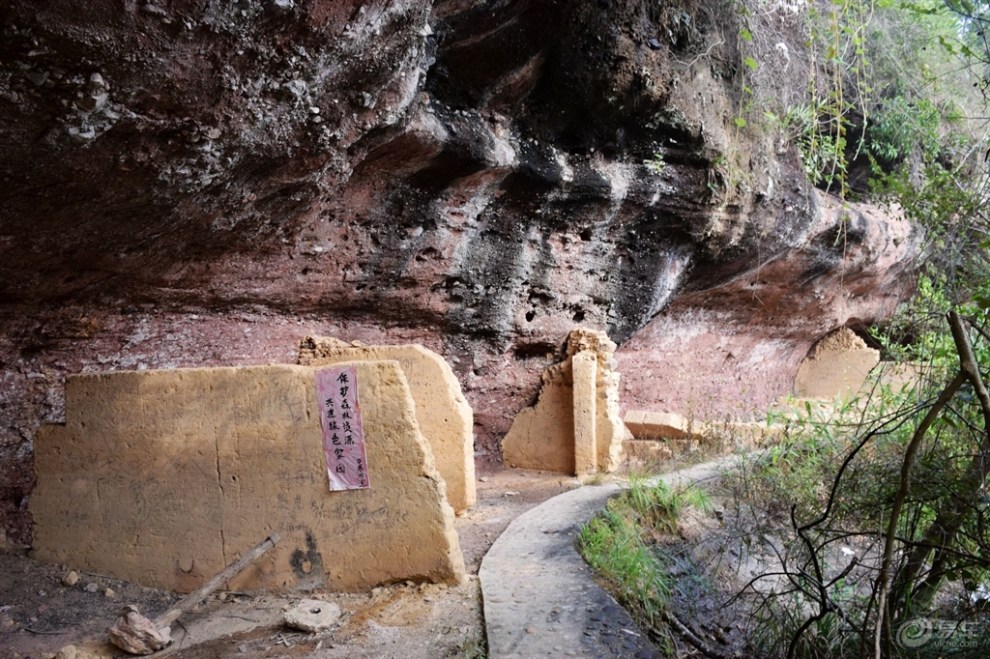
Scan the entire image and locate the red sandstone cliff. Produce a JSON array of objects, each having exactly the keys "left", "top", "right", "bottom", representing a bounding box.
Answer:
[{"left": 0, "top": 0, "right": 919, "bottom": 544}]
